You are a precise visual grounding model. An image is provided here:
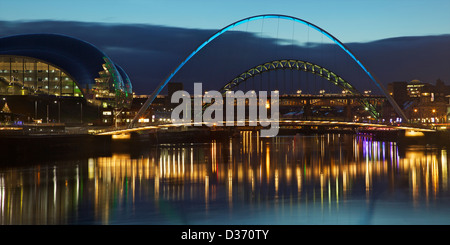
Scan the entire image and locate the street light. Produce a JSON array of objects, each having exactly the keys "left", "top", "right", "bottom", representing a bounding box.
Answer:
[
  {"left": 35, "top": 100, "right": 38, "bottom": 120},
  {"left": 54, "top": 100, "right": 60, "bottom": 123},
  {"left": 432, "top": 109, "right": 436, "bottom": 123},
  {"left": 77, "top": 102, "right": 83, "bottom": 124},
  {"left": 413, "top": 108, "right": 419, "bottom": 123}
]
